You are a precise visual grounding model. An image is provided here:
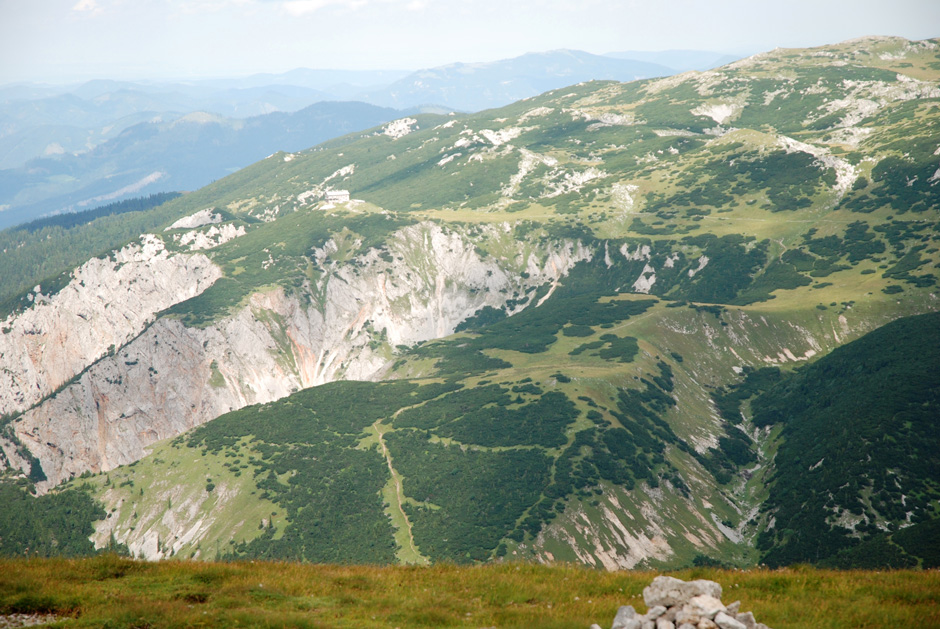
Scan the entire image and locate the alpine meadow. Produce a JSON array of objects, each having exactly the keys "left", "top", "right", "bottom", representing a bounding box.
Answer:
[{"left": 1, "top": 35, "right": 939, "bottom": 628}]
